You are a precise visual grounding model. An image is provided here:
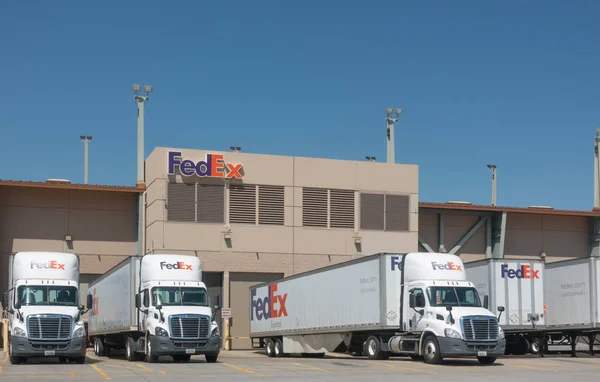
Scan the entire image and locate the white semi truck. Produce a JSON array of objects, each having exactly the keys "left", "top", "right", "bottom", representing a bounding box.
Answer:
[
  {"left": 249, "top": 252, "right": 506, "bottom": 365},
  {"left": 1, "top": 251, "right": 87, "bottom": 365},
  {"left": 86, "top": 254, "right": 221, "bottom": 363}
]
